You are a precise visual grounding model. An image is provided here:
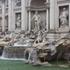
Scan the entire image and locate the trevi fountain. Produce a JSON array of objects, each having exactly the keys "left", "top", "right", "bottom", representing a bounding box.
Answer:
[{"left": 0, "top": 0, "right": 70, "bottom": 65}]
